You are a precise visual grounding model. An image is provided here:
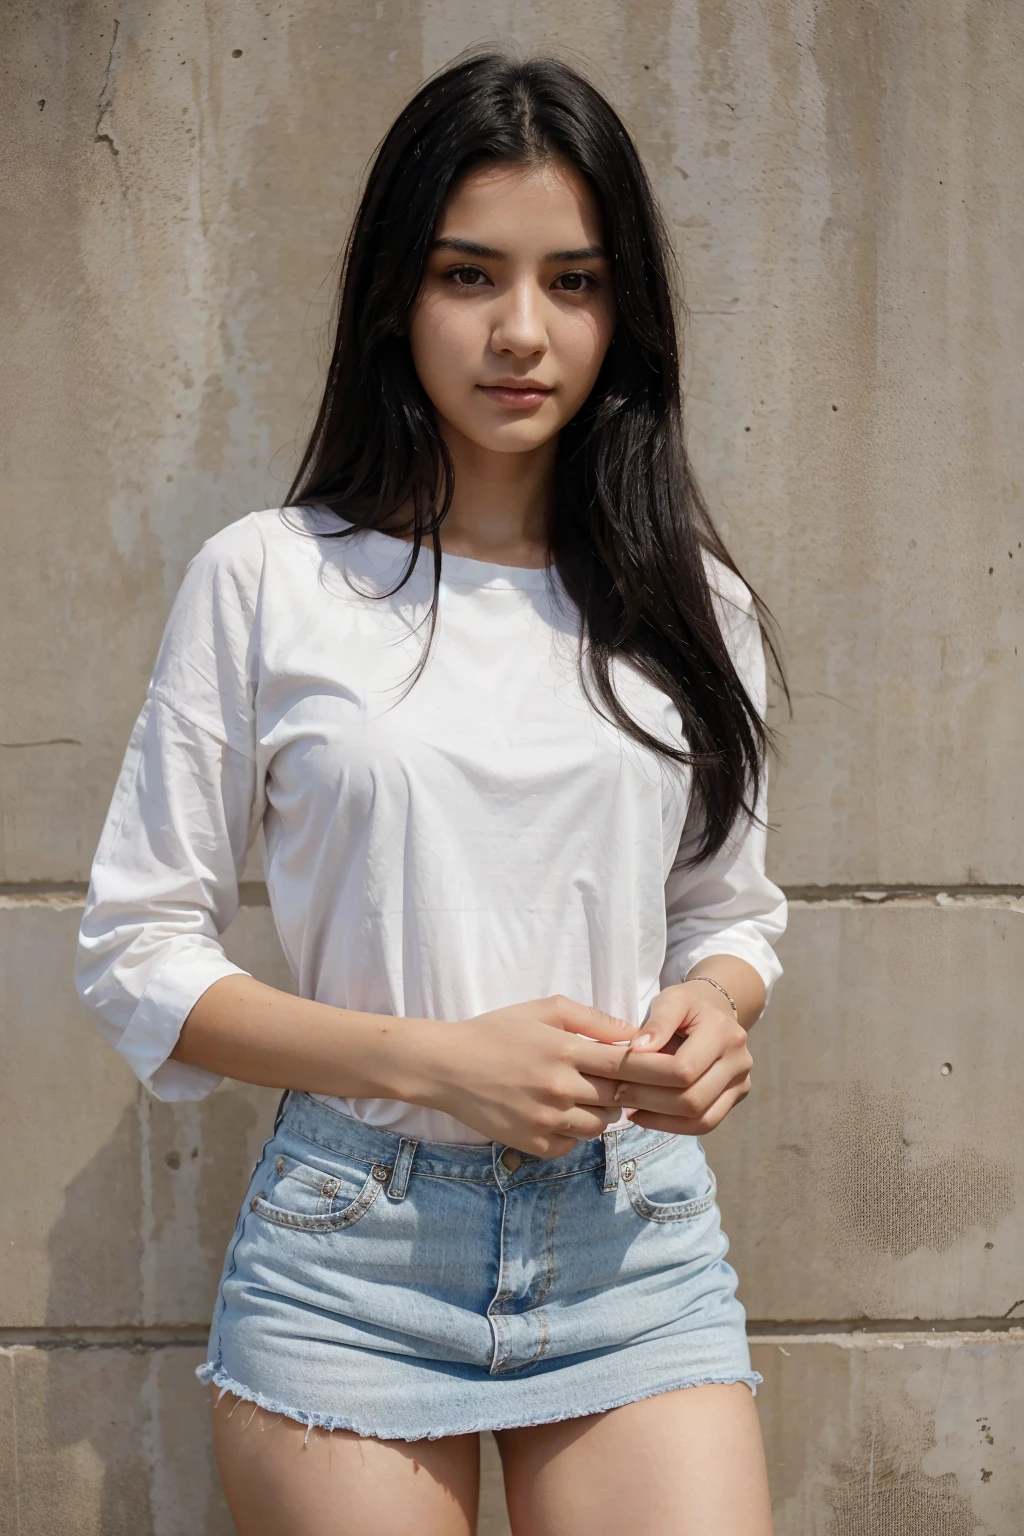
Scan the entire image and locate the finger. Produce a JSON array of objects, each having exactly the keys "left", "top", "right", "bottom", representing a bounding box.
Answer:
[
  {"left": 630, "top": 1084, "right": 750, "bottom": 1137},
  {"left": 573, "top": 1072, "right": 624, "bottom": 1108},
  {"left": 563, "top": 1105, "right": 622, "bottom": 1138},
  {"left": 614, "top": 1057, "right": 743, "bottom": 1118},
  {"left": 672, "top": 1012, "right": 748, "bottom": 1085},
  {"left": 616, "top": 1012, "right": 743, "bottom": 1089},
  {"left": 529, "top": 1135, "right": 579, "bottom": 1161},
  {"left": 526, "top": 1106, "right": 619, "bottom": 1159},
  {"left": 567, "top": 1038, "right": 650, "bottom": 1081},
  {"left": 541, "top": 995, "right": 636, "bottom": 1045}
]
